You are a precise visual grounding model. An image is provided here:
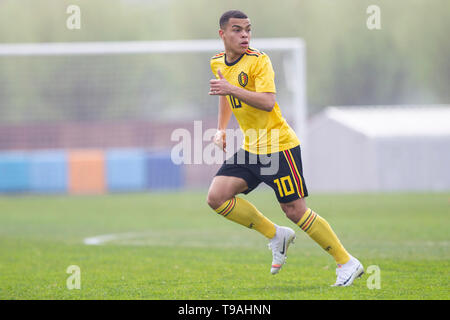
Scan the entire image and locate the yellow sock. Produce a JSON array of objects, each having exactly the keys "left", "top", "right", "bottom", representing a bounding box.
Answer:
[
  {"left": 214, "top": 197, "right": 276, "bottom": 239},
  {"left": 297, "top": 208, "right": 350, "bottom": 264}
]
